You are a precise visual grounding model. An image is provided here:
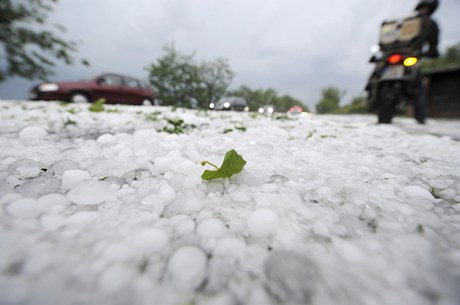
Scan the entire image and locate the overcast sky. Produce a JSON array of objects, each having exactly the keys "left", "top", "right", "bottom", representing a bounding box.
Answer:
[{"left": 1, "top": 0, "right": 459, "bottom": 109}]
